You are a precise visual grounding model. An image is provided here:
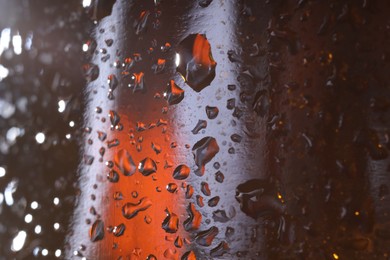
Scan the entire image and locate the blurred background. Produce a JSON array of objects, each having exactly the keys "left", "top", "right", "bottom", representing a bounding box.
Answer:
[{"left": 0, "top": 0, "right": 90, "bottom": 258}]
